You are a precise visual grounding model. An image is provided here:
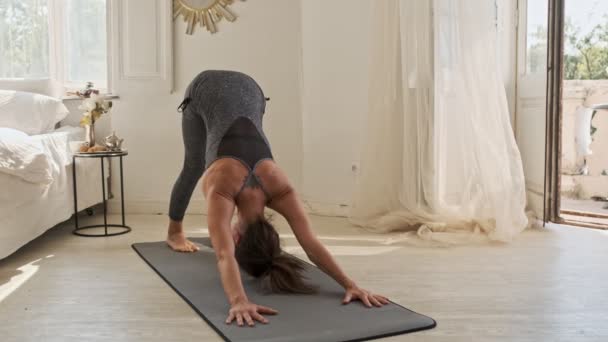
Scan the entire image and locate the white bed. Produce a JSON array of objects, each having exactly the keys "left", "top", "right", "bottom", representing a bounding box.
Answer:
[{"left": 0, "top": 126, "right": 104, "bottom": 259}]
